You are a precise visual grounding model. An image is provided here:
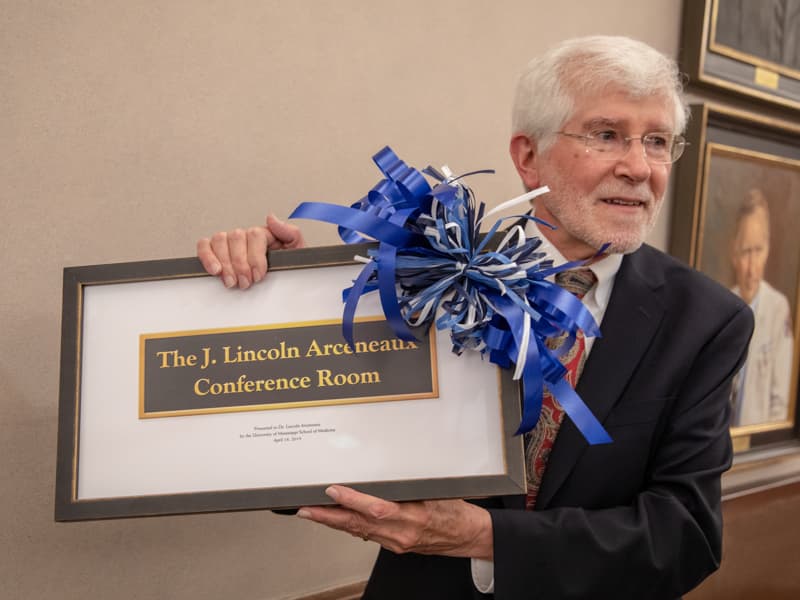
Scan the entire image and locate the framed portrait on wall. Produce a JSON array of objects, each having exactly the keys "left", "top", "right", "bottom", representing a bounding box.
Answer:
[
  {"left": 671, "top": 103, "right": 800, "bottom": 454},
  {"left": 680, "top": 0, "right": 800, "bottom": 111}
]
